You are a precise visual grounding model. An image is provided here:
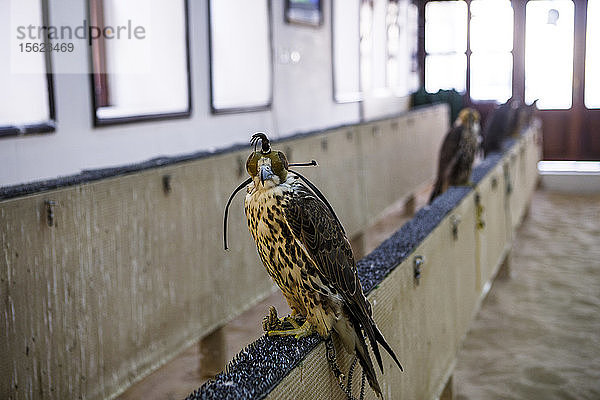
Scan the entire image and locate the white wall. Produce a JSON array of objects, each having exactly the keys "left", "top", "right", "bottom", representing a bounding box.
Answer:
[
  {"left": 1, "top": 0, "right": 409, "bottom": 187},
  {"left": 270, "top": 1, "right": 360, "bottom": 135}
]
